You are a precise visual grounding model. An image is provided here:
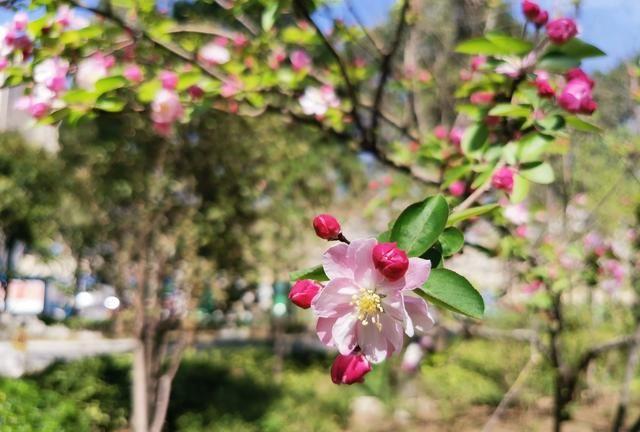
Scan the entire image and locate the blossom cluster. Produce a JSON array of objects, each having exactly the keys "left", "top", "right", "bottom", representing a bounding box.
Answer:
[{"left": 289, "top": 214, "right": 435, "bottom": 384}]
